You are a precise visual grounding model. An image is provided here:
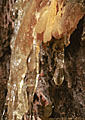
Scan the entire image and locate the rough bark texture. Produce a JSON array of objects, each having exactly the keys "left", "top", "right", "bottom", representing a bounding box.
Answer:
[
  {"left": 0, "top": 0, "right": 15, "bottom": 118},
  {"left": 0, "top": 0, "right": 85, "bottom": 120}
]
